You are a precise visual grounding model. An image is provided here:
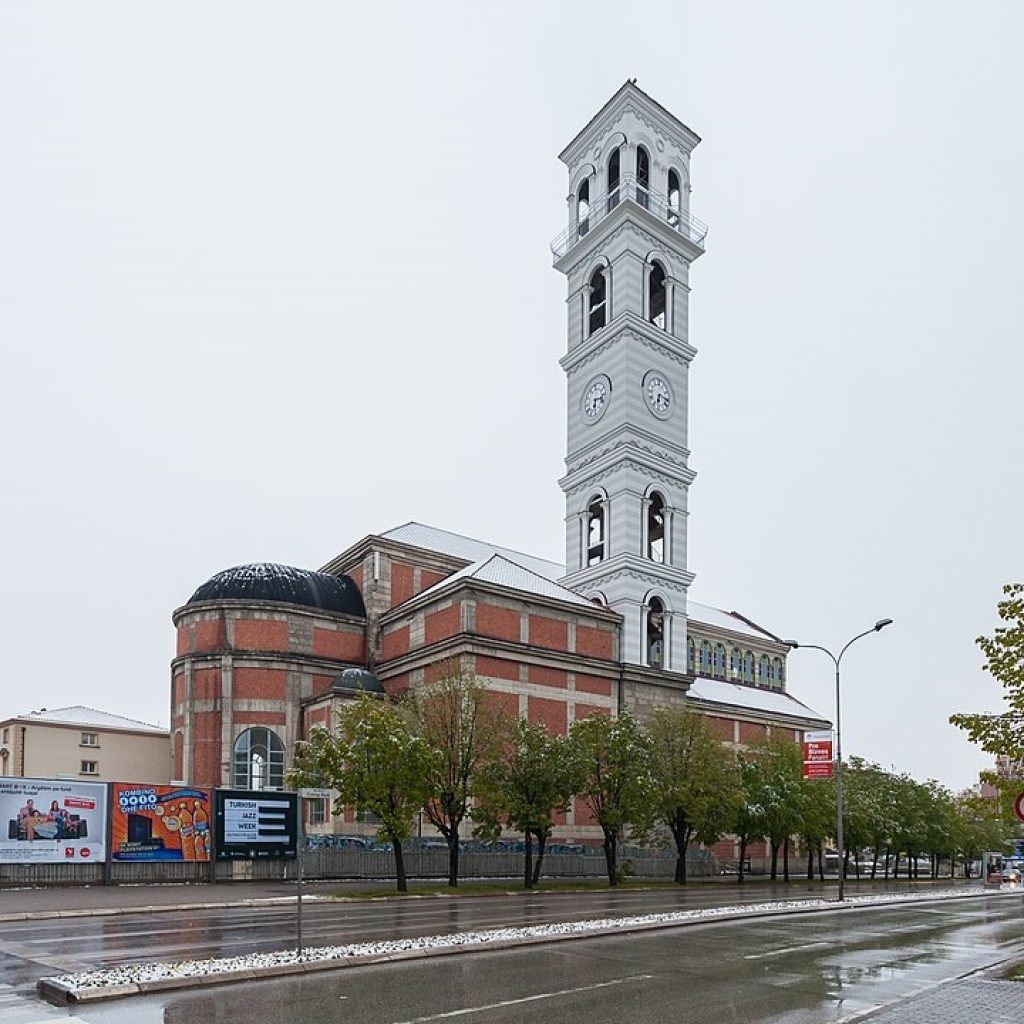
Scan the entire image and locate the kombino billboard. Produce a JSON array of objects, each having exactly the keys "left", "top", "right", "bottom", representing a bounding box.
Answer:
[
  {"left": 0, "top": 777, "right": 107, "bottom": 864},
  {"left": 111, "top": 783, "right": 211, "bottom": 861}
]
